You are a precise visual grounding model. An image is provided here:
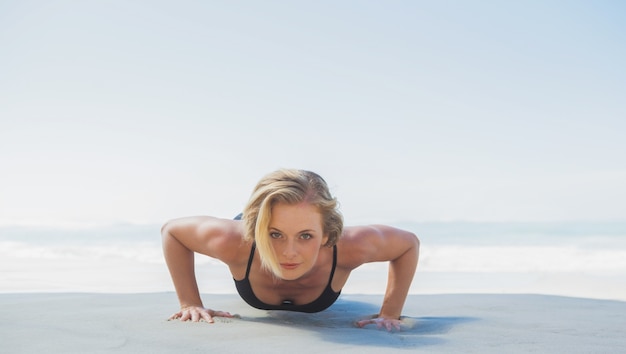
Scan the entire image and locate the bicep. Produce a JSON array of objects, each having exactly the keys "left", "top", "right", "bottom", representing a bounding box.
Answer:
[{"left": 344, "top": 225, "right": 419, "bottom": 265}]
